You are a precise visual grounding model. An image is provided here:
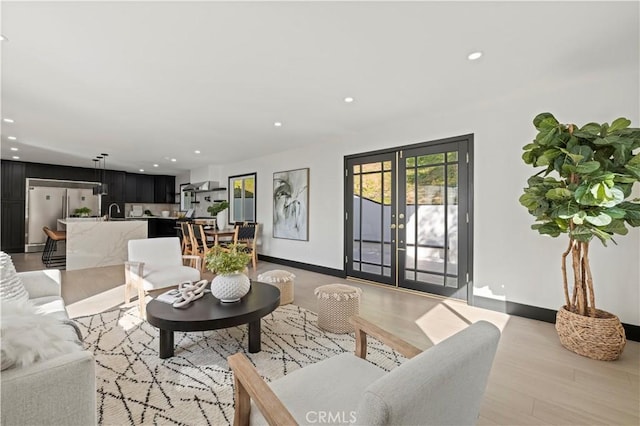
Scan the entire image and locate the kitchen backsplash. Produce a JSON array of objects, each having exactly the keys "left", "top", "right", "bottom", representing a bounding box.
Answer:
[{"left": 124, "top": 203, "right": 180, "bottom": 217}]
